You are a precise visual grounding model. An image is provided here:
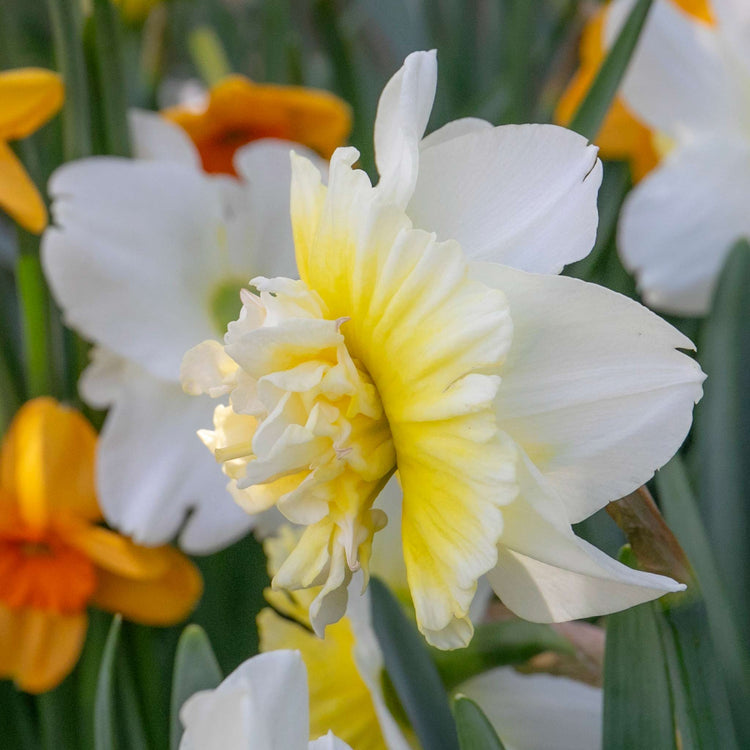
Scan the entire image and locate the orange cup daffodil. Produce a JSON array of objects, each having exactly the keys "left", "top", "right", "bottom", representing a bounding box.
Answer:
[
  {"left": 163, "top": 74, "right": 352, "bottom": 175},
  {"left": 0, "top": 68, "right": 64, "bottom": 234},
  {"left": 556, "top": 0, "right": 713, "bottom": 181},
  {"left": 0, "top": 398, "right": 202, "bottom": 693}
]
